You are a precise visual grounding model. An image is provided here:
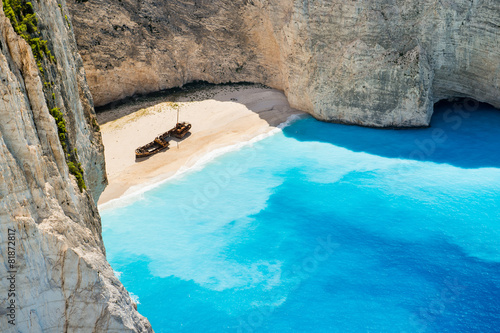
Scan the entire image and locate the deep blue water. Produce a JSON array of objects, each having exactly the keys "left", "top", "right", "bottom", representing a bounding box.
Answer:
[{"left": 101, "top": 102, "right": 500, "bottom": 332}]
